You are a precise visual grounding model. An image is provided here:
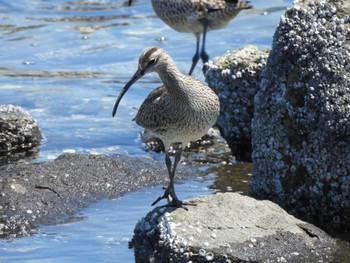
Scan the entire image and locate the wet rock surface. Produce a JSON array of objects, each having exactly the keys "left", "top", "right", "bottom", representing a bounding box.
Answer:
[
  {"left": 0, "top": 153, "right": 193, "bottom": 238},
  {"left": 204, "top": 45, "right": 268, "bottom": 161},
  {"left": 130, "top": 193, "right": 336, "bottom": 263},
  {"left": 251, "top": 0, "right": 350, "bottom": 228},
  {"left": 0, "top": 105, "right": 42, "bottom": 165}
]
